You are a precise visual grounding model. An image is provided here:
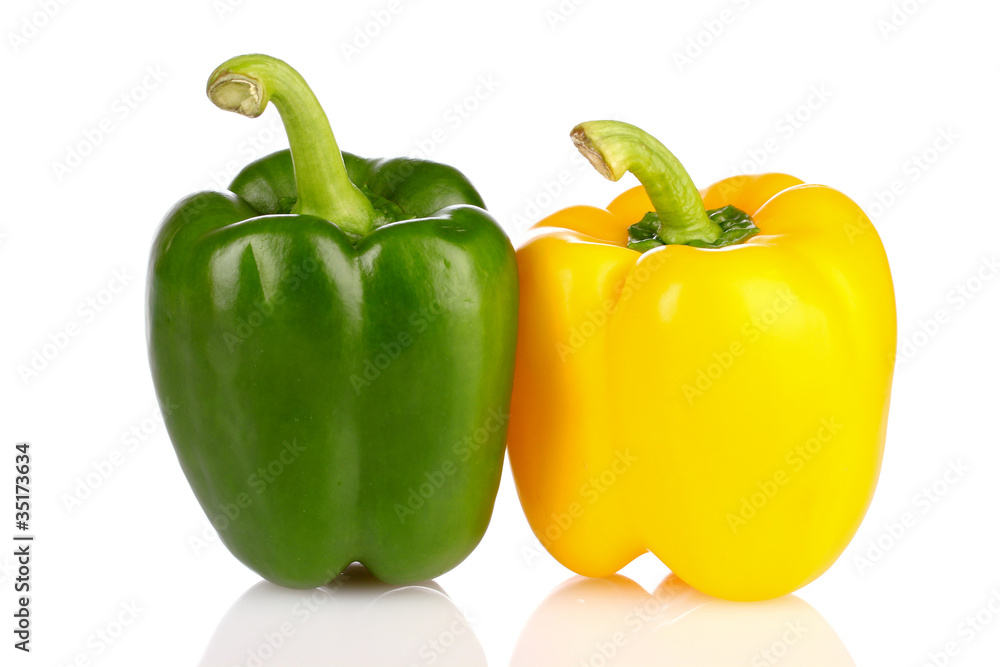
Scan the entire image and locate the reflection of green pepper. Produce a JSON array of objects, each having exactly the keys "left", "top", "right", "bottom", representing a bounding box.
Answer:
[{"left": 147, "top": 54, "right": 518, "bottom": 587}]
